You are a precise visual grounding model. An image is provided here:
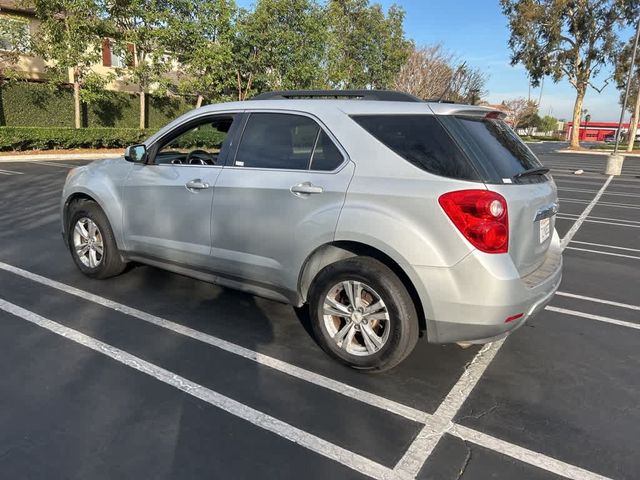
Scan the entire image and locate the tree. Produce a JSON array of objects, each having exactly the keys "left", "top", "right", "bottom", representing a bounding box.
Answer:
[
  {"left": 615, "top": 30, "right": 640, "bottom": 150},
  {"left": 502, "top": 97, "right": 538, "bottom": 129},
  {"left": 326, "top": 0, "right": 412, "bottom": 89},
  {"left": 170, "top": 0, "right": 237, "bottom": 107},
  {"left": 232, "top": 0, "right": 325, "bottom": 99},
  {"left": 232, "top": 0, "right": 328, "bottom": 100},
  {"left": 501, "top": 0, "right": 635, "bottom": 149},
  {"left": 444, "top": 63, "right": 487, "bottom": 104},
  {"left": 392, "top": 44, "right": 487, "bottom": 103},
  {"left": 539, "top": 115, "right": 559, "bottom": 134},
  {"left": 522, "top": 111, "right": 542, "bottom": 135},
  {"left": 31, "top": 0, "right": 110, "bottom": 129},
  {"left": 106, "top": 0, "right": 182, "bottom": 128}
]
